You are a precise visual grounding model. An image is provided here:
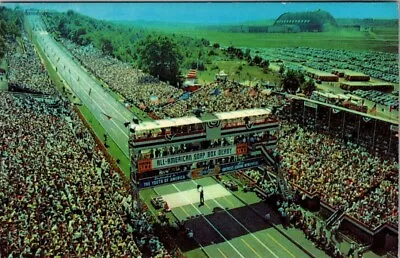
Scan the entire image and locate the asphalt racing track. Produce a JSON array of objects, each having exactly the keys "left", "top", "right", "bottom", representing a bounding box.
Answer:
[{"left": 27, "top": 15, "right": 133, "bottom": 157}]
